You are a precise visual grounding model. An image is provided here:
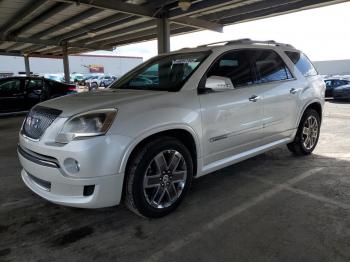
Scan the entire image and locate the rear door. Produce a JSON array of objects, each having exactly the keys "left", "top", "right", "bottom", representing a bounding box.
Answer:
[
  {"left": 0, "top": 78, "right": 25, "bottom": 113},
  {"left": 249, "top": 49, "right": 298, "bottom": 144},
  {"left": 199, "top": 50, "right": 264, "bottom": 167},
  {"left": 25, "top": 78, "right": 44, "bottom": 109}
]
